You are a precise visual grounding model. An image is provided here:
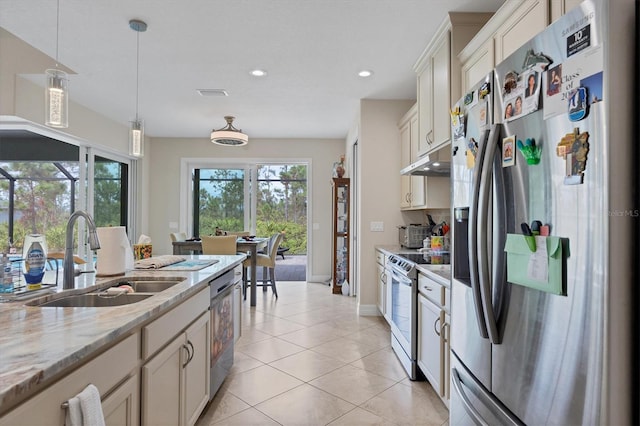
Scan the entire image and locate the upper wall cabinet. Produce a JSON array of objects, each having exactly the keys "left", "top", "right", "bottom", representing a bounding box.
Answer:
[
  {"left": 414, "top": 13, "right": 493, "bottom": 158},
  {"left": 461, "top": 0, "right": 586, "bottom": 95}
]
